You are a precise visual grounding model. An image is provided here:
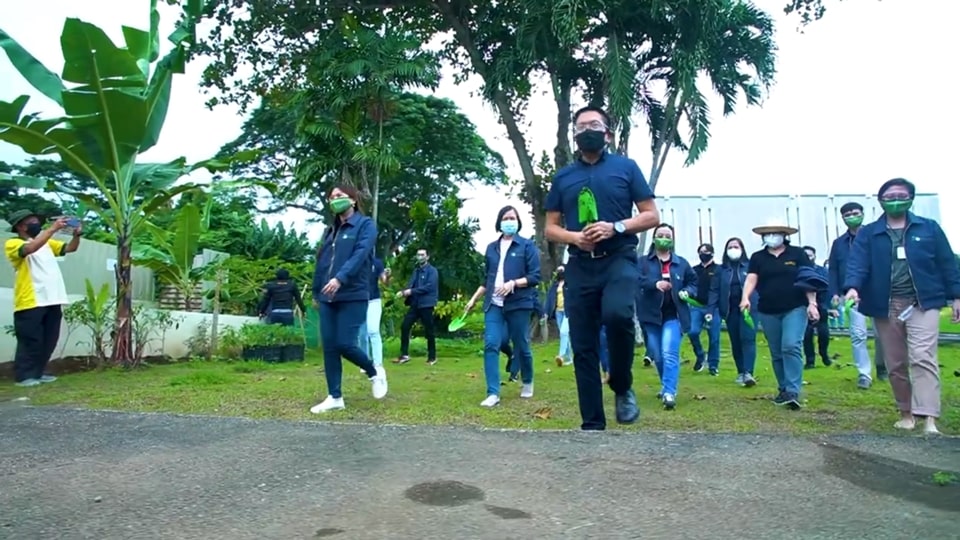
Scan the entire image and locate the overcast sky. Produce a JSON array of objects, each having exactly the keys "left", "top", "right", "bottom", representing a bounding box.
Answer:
[{"left": 2, "top": 0, "right": 957, "bottom": 248}]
